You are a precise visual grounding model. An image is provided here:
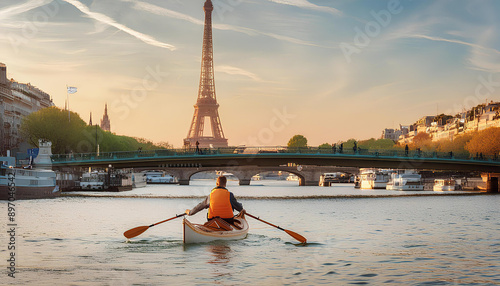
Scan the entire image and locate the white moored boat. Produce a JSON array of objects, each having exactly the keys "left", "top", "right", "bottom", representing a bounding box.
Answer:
[
  {"left": 1, "top": 141, "right": 59, "bottom": 200},
  {"left": 132, "top": 172, "right": 147, "bottom": 188},
  {"left": 80, "top": 171, "right": 107, "bottom": 190},
  {"left": 183, "top": 212, "right": 249, "bottom": 244},
  {"left": 386, "top": 170, "right": 424, "bottom": 191},
  {"left": 433, "top": 179, "right": 456, "bottom": 192},
  {"left": 144, "top": 170, "right": 177, "bottom": 184},
  {"left": 0, "top": 165, "right": 59, "bottom": 200},
  {"left": 359, "top": 169, "right": 391, "bottom": 189}
]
